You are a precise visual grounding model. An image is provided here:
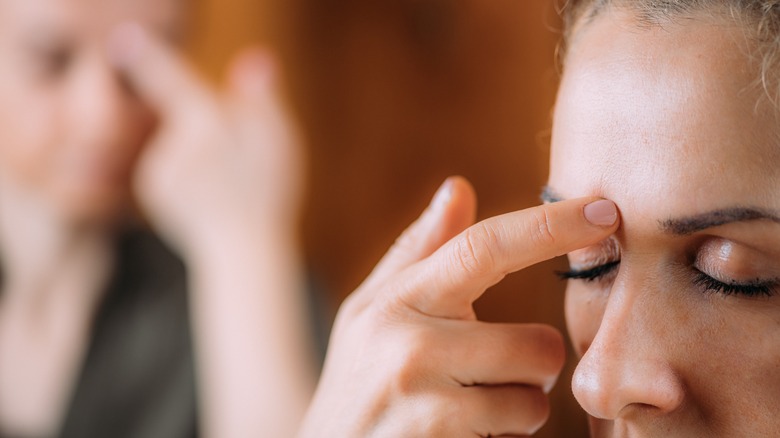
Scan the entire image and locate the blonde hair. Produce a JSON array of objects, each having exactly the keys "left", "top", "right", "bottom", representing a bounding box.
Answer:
[{"left": 559, "top": 0, "right": 780, "bottom": 104}]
